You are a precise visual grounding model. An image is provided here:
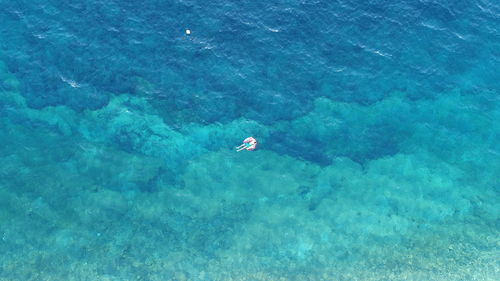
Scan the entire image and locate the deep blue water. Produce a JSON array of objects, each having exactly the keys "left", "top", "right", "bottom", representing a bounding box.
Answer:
[{"left": 0, "top": 0, "right": 499, "bottom": 280}]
